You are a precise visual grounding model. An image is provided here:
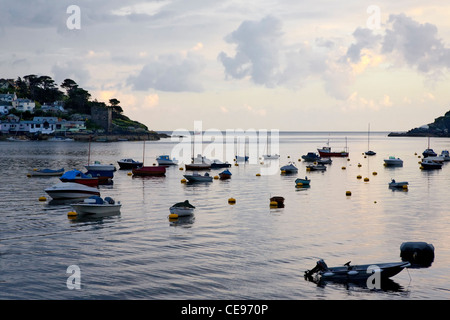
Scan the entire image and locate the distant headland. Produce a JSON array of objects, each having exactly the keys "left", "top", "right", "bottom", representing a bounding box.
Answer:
[
  {"left": 389, "top": 110, "right": 450, "bottom": 137},
  {"left": 0, "top": 75, "right": 168, "bottom": 141}
]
